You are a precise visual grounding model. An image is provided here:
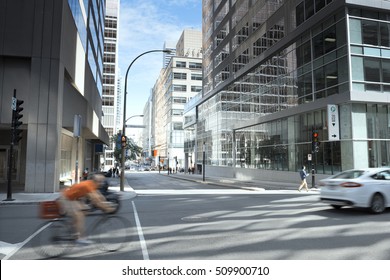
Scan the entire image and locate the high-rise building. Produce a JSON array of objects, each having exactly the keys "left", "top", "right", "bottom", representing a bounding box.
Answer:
[
  {"left": 0, "top": 0, "right": 109, "bottom": 192},
  {"left": 163, "top": 41, "right": 176, "bottom": 68},
  {"left": 145, "top": 29, "right": 202, "bottom": 169},
  {"left": 102, "top": 0, "right": 120, "bottom": 170},
  {"left": 192, "top": 0, "right": 390, "bottom": 182}
]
